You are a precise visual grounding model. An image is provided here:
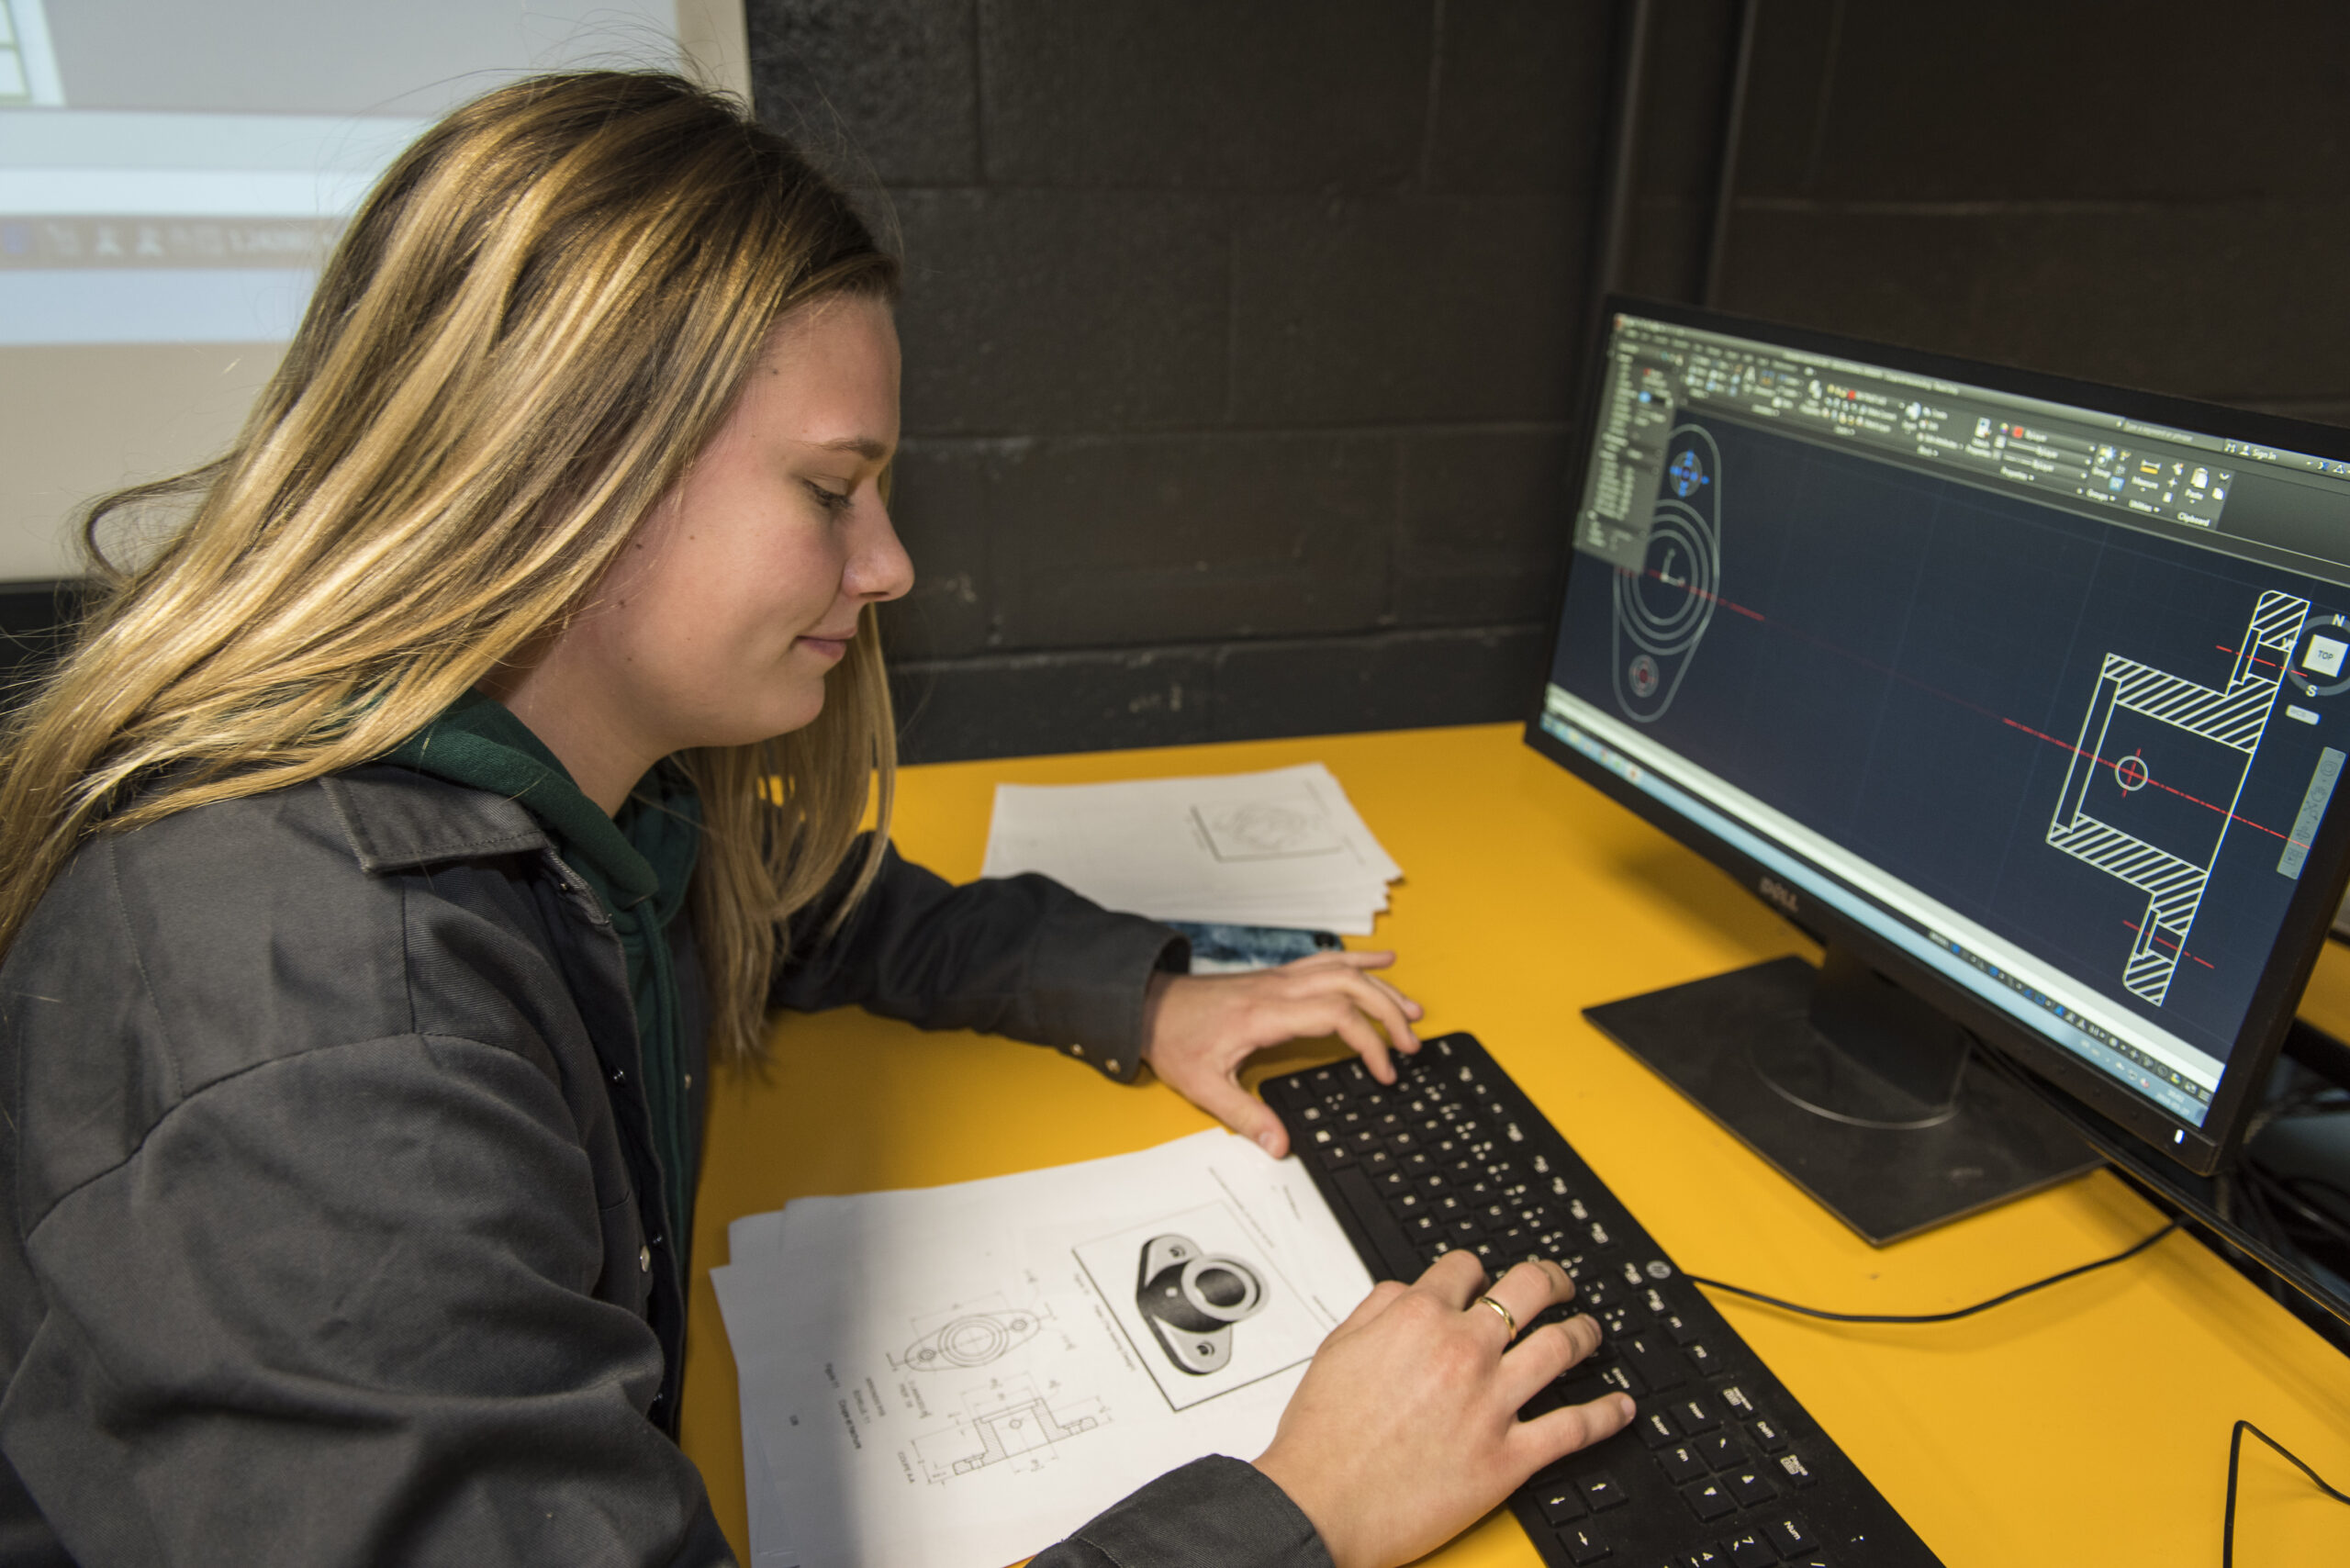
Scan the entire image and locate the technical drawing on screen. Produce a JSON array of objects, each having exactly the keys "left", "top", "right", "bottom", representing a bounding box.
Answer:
[{"left": 1539, "top": 308, "right": 2350, "bottom": 1158}]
